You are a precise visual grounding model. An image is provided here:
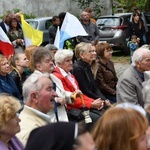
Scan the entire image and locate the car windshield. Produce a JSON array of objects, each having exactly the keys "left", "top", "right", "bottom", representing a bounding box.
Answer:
[
  {"left": 26, "top": 21, "right": 38, "bottom": 29},
  {"left": 97, "top": 18, "right": 120, "bottom": 27}
]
